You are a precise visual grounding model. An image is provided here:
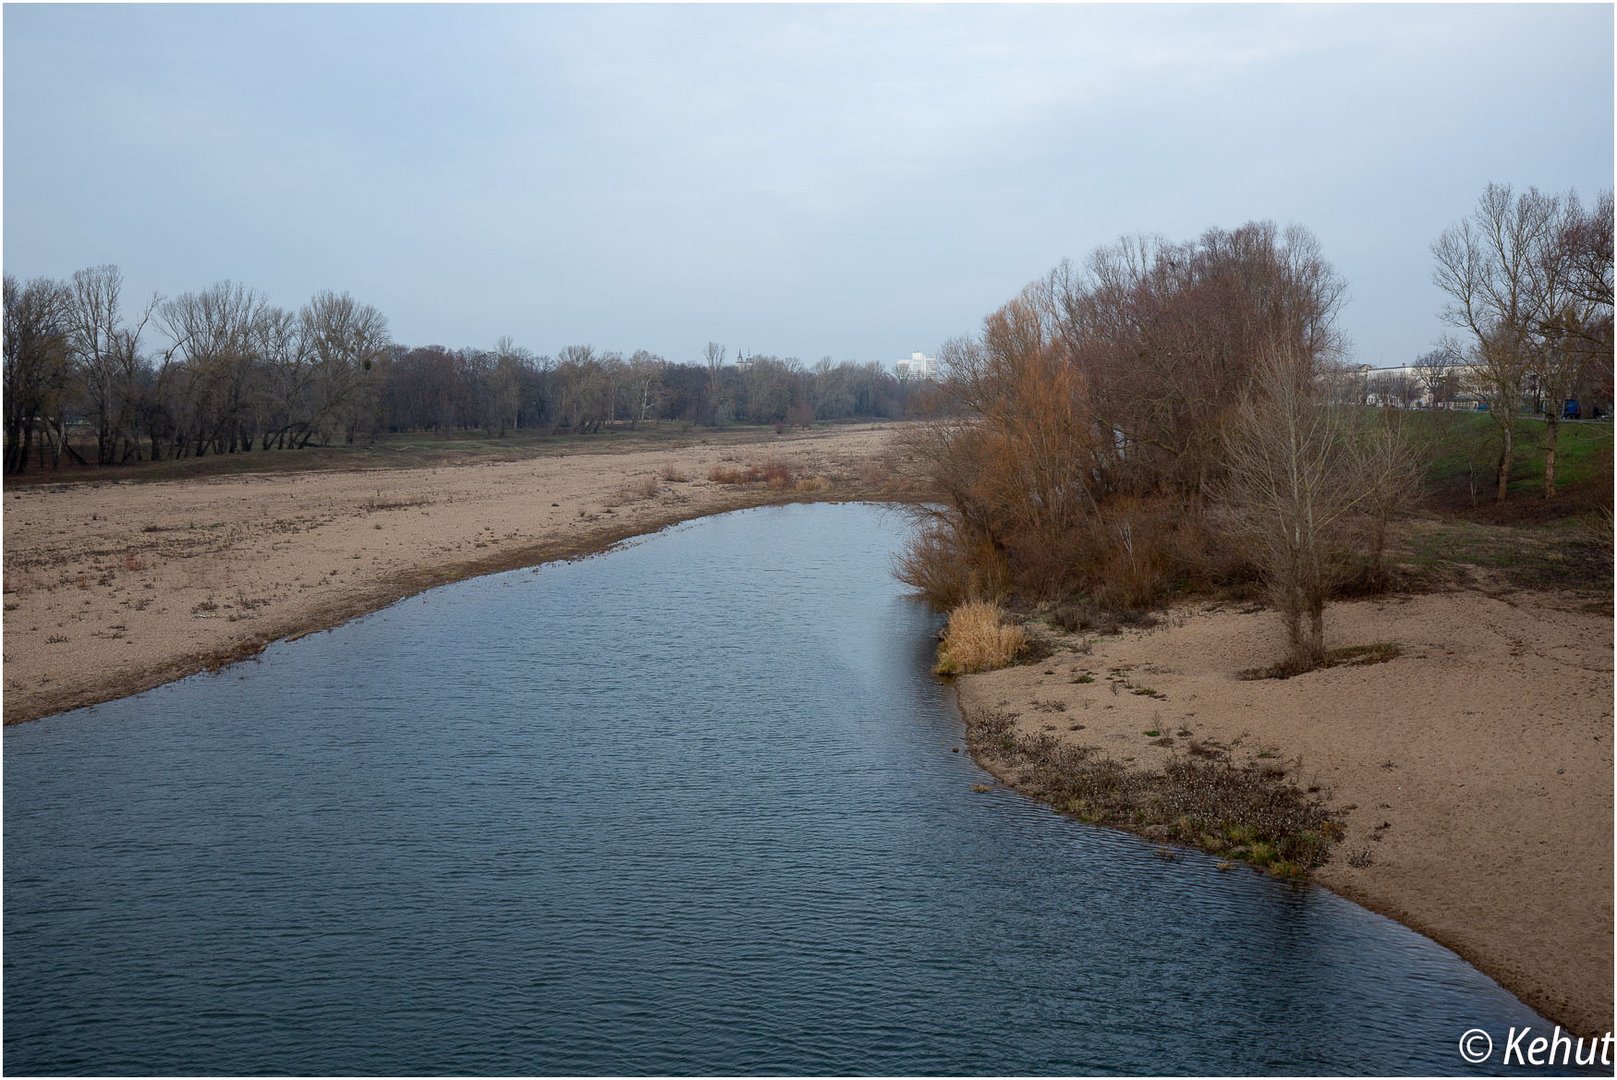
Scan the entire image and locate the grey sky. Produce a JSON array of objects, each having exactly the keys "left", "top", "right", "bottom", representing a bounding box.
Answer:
[{"left": 5, "top": 3, "right": 1612, "bottom": 368}]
